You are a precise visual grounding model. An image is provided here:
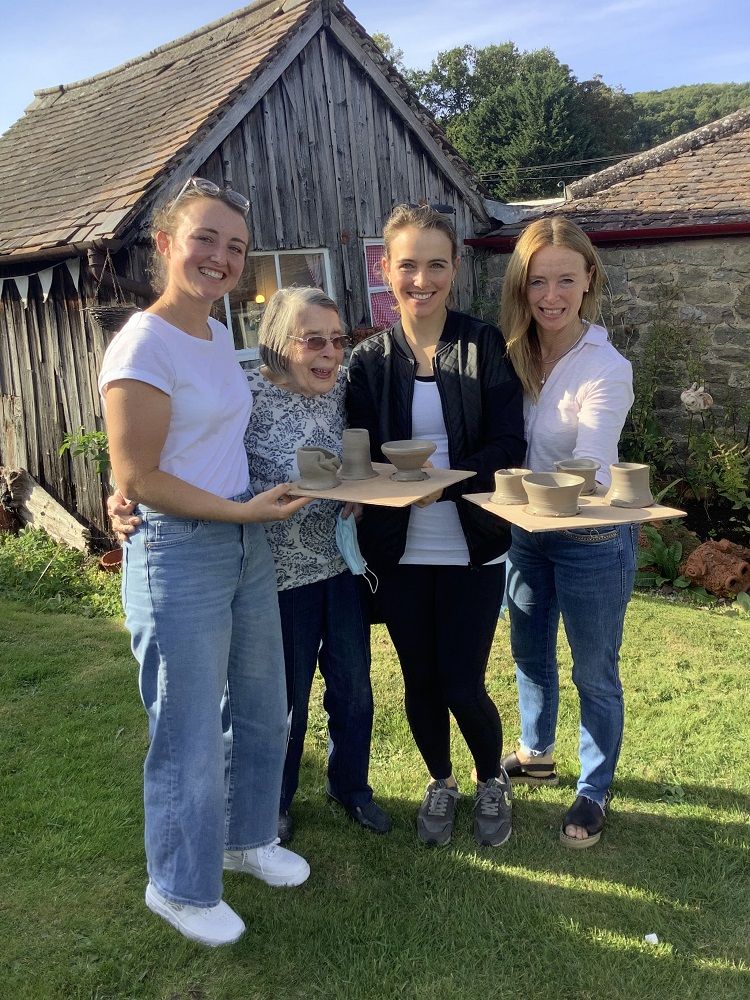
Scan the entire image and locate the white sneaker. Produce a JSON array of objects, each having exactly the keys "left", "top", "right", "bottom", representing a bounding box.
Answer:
[
  {"left": 223, "top": 838, "right": 310, "bottom": 887},
  {"left": 145, "top": 882, "right": 245, "bottom": 947}
]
